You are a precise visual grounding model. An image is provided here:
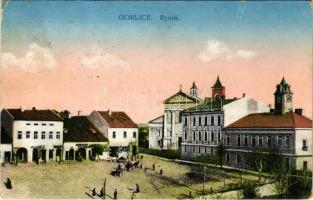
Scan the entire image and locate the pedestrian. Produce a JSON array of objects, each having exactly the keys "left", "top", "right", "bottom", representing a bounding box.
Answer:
[
  {"left": 113, "top": 189, "right": 117, "bottom": 200},
  {"left": 140, "top": 155, "right": 143, "bottom": 159},
  {"left": 140, "top": 163, "right": 143, "bottom": 169},
  {"left": 6, "top": 178, "right": 12, "bottom": 189},
  {"left": 135, "top": 183, "right": 140, "bottom": 193},
  {"left": 92, "top": 187, "right": 96, "bottom": 196},
  {"left": 152, "top": 163, "right": 155, "bottom": 171},
  {"left": 160, "top": 168, "right": 163, "bottom": 175},
  {"left": 131, "top": 190, "right": 136, "bottom": 199},
  {"left": 100, "top": 187, "right": 104, "bottom": 198}
]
